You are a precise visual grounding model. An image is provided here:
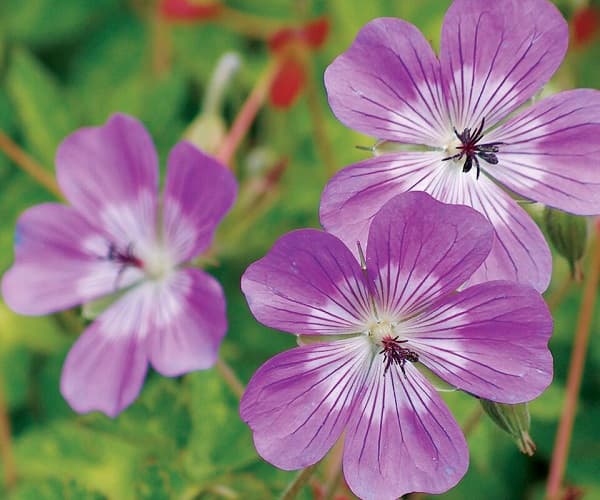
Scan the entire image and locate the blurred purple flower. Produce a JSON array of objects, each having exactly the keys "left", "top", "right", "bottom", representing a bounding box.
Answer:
[
  {"left": 240, "top": 192, "right": 552, "bottom": 500},
  {"left": 2, "top": 114, "right": 237, "bottom": 417},
  {"left": 321, "top": 0, "right": 600, "bottom": 292}
]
